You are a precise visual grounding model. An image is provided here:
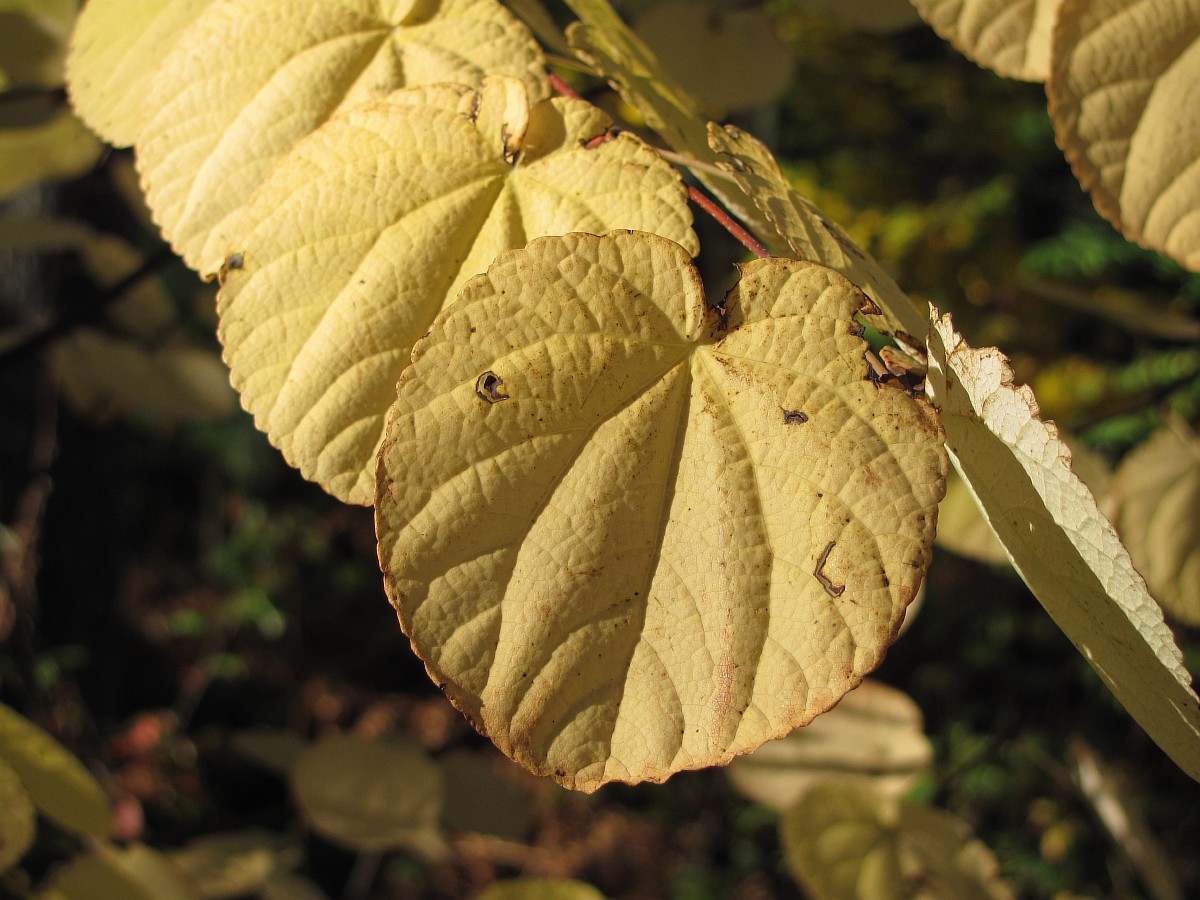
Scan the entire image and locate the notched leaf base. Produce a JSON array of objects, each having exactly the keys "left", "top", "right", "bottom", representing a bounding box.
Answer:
[{"left": 376, "top": 231, "right": 948, "bottom": 792}]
